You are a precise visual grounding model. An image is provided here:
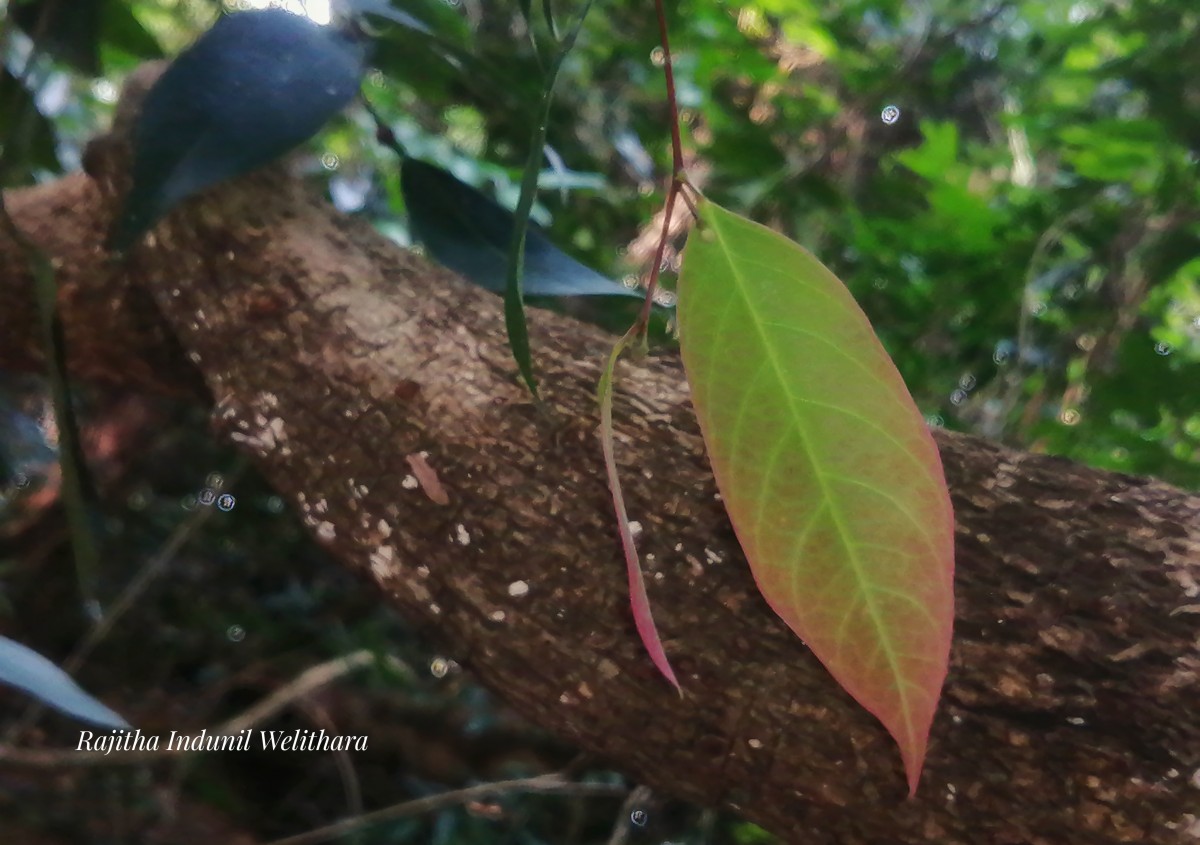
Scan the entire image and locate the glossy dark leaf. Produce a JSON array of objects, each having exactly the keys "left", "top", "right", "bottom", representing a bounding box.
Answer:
[
  {"left": 111, "top": 9, "right": 367, "bottom": 251},
  {"left": 401, "top": 158, "right": 639, "bottom": 298}
]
